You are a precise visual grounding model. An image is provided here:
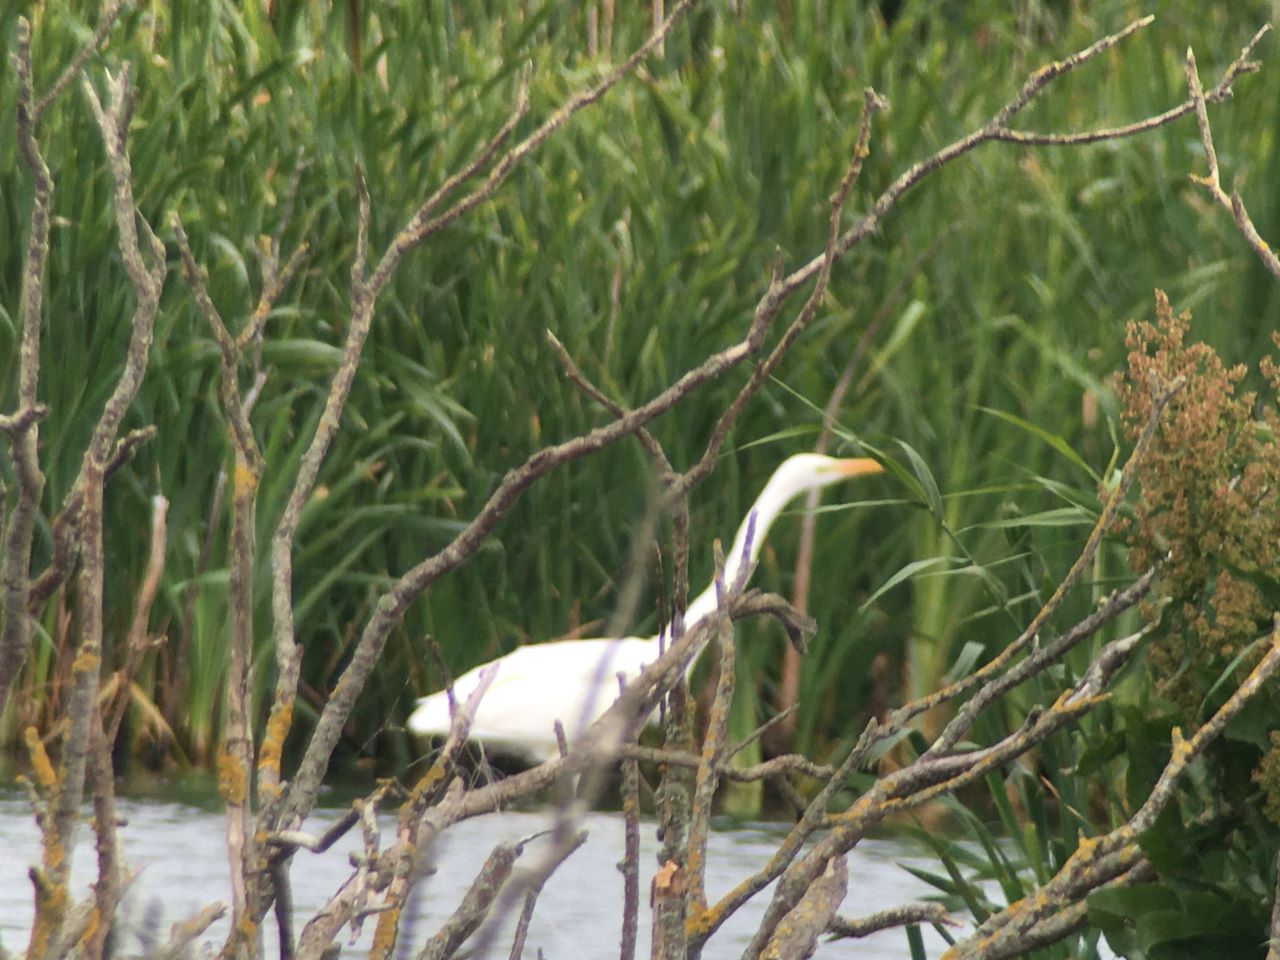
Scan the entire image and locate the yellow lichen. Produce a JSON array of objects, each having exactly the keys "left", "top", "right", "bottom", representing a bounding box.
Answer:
[
  {"left": 370, "top": 903, "right": 402, "bottom": 960},
  {"left": 29, "top": 878, "right": 69, "bottom": 958},
  {"left": 410, "top": 763, "right": 446, "bottom": 798},
  {"left": 236, "top": 915, "right": 259, "bottom": 941},
  {"left": 1170, "top": 726, "right": 1193, "bottom": 762},
  {"left": 217, "top": 749, "right": 247, "bottom": 805},
  {"left": 684, "top": 906, "right": 712, "bottom": 939},
  {"left": 24, "top": 726, "right": 57, "bottom": 788},
  {"left": 256, "top": 702, "right": 293, "bottom": 797},
  {"left": 233, "top": 459, "right": 259, "bottom": 495},
  {"left": 78, "top": 906, "right": 101, "bottom": 948}
]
